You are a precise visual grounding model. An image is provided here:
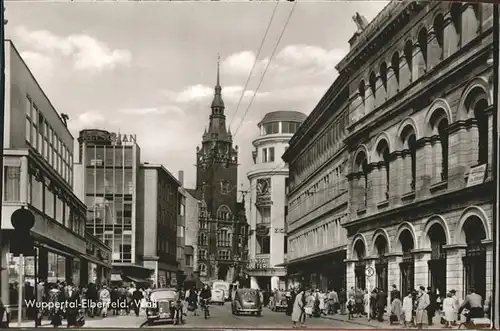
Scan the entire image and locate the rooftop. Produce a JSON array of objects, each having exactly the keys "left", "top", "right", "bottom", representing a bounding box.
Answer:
[{"left": 258, "top": 111, "right": 308, "bottom": 127}]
